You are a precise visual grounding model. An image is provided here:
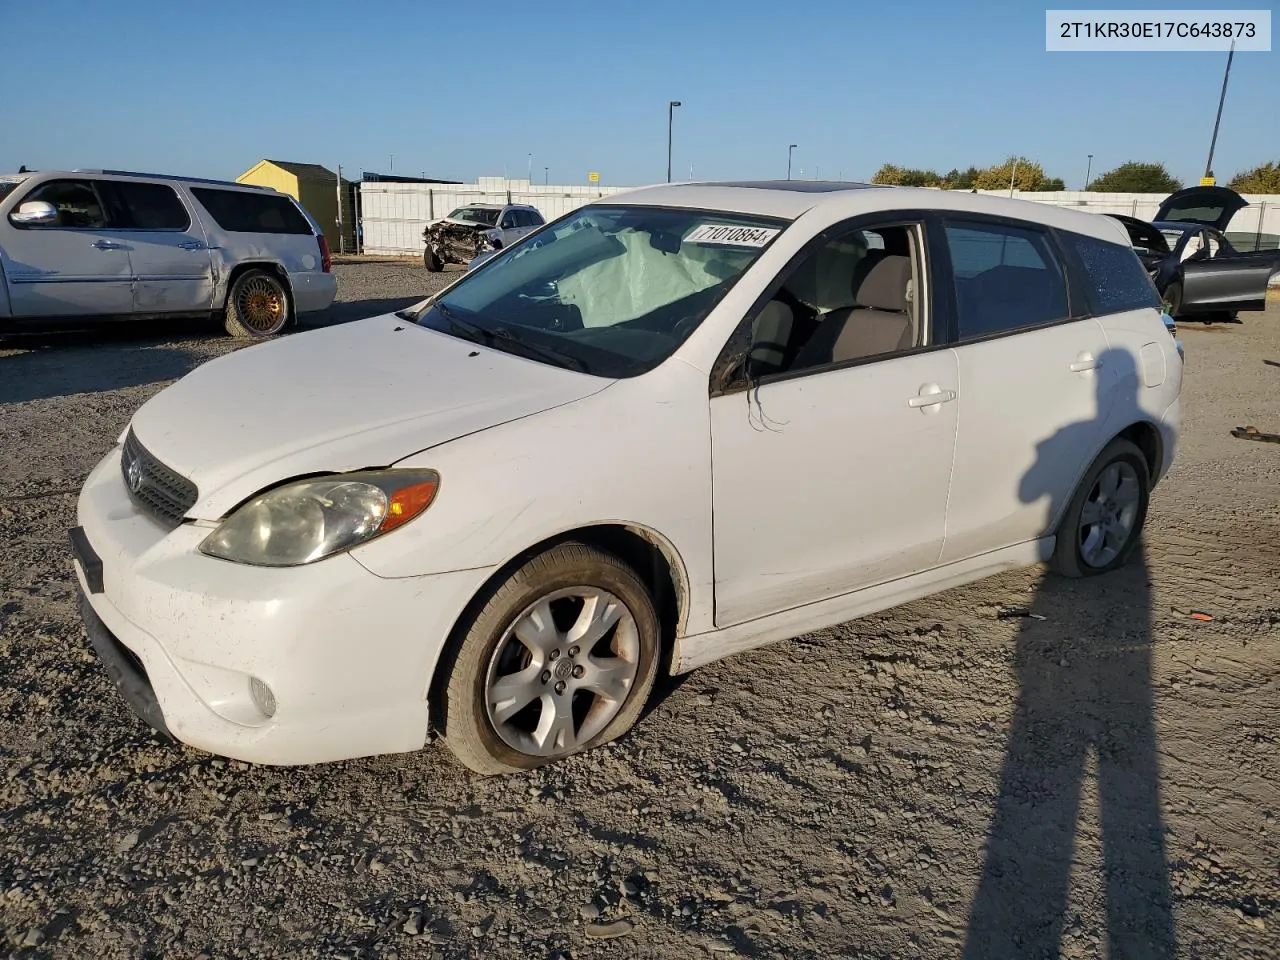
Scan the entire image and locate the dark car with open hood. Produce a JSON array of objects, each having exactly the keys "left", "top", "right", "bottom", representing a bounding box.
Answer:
[{"left": 1109, "top": 185, "right": 1280, "bottom": 322}]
